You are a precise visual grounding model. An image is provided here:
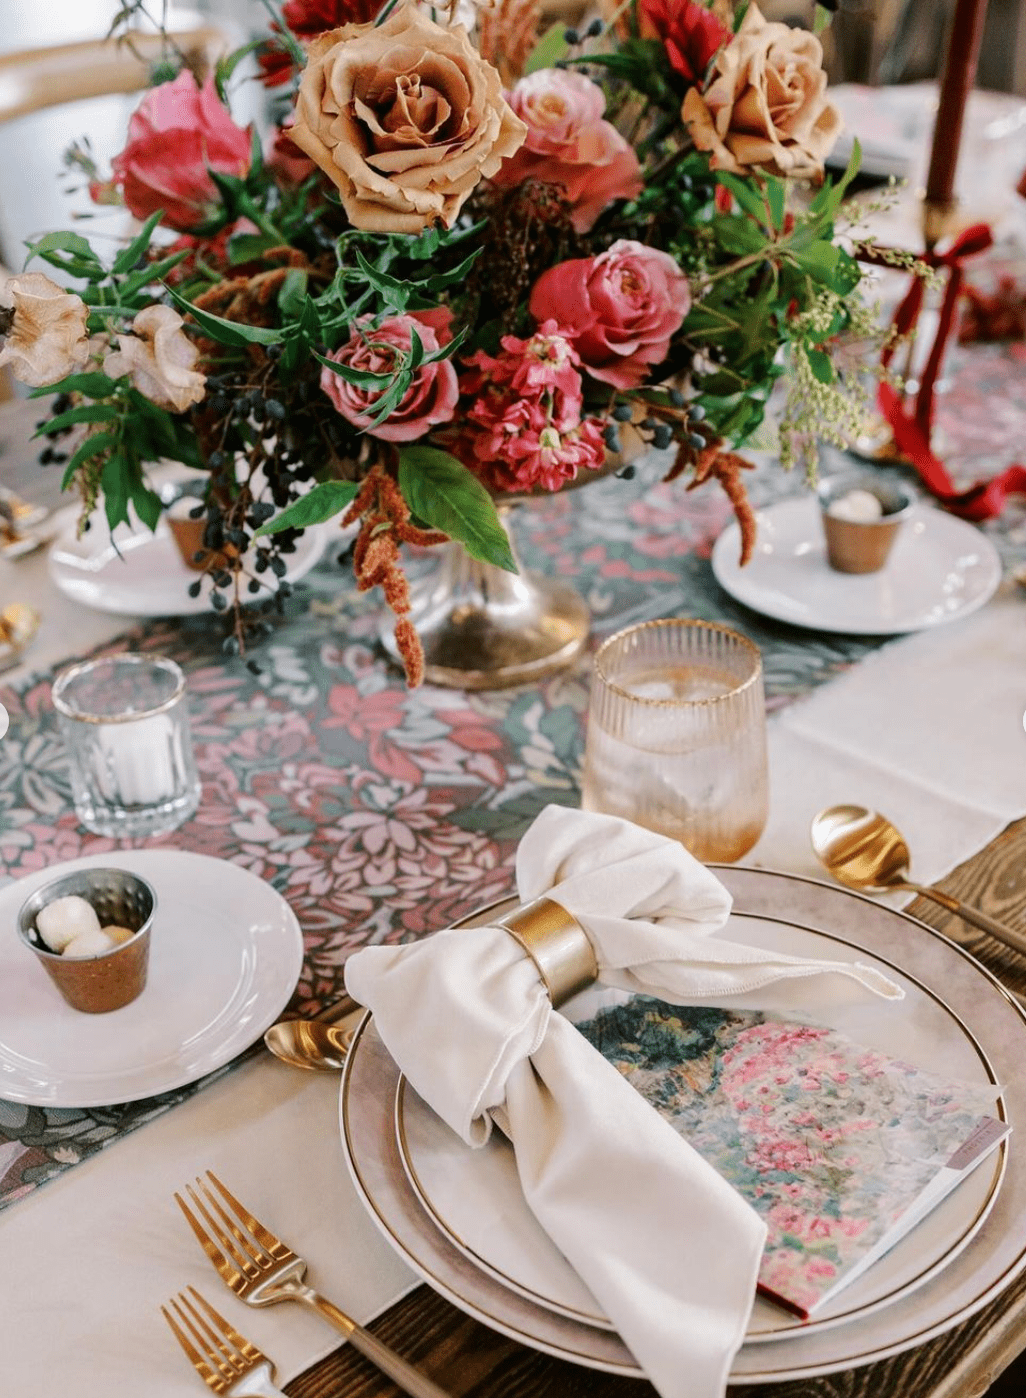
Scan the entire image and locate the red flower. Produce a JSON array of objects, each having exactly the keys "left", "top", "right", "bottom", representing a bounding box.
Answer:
[
  {"left": 109, "top": 71, "right": 251, "bottom": 231},
  {"left": 259, "top": 0, "right": 382, "bottom": 86},
  {"left": 639, "top": 0, "right": 729, "bottom": 85}
]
